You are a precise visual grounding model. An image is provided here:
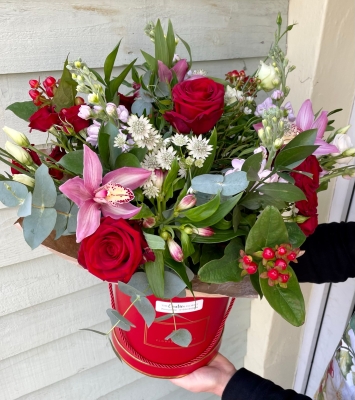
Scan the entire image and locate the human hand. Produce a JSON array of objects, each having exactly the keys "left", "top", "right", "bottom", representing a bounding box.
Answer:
[{"left": 170, "top": 353, "right": 236, "bottom": 397}]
